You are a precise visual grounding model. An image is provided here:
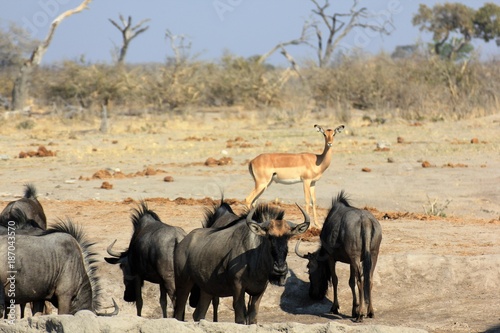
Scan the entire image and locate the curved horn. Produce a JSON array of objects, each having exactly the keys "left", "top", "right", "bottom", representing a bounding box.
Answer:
[
  {"left": 106, "top": 239, "right": 121, "bottom": 257},
  {"left": 294, "top": 239, "right": 309, "bottom": 259},
  {"left": 295, "top": 203, "right": 310, "bottom": 225},
  {"left": 246, "top": 206, "right": 257, "bottom": 224},
  {"left": 96, "top": 298, "right": 119, "bottom": 316}
]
